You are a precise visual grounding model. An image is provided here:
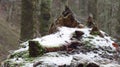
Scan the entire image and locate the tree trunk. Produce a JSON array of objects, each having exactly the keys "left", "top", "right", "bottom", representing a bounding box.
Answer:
[
  {"left": 88, "top": 0, "right": 98, "bottom": 21},
  {"left": 116, "top": 2, "right": 120, "bottom": 40},
  {"left": 61, "top": 0, "right": 68, "bottom": 6},
  {"left": 40, "top": 0, "right": 52, "bottom": 36},
  {"left": 20, "top": 0, "right": 40, "bottom": 42},
  {"left": 33, "top": 0, "right": 41, "bottom": 37}
]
